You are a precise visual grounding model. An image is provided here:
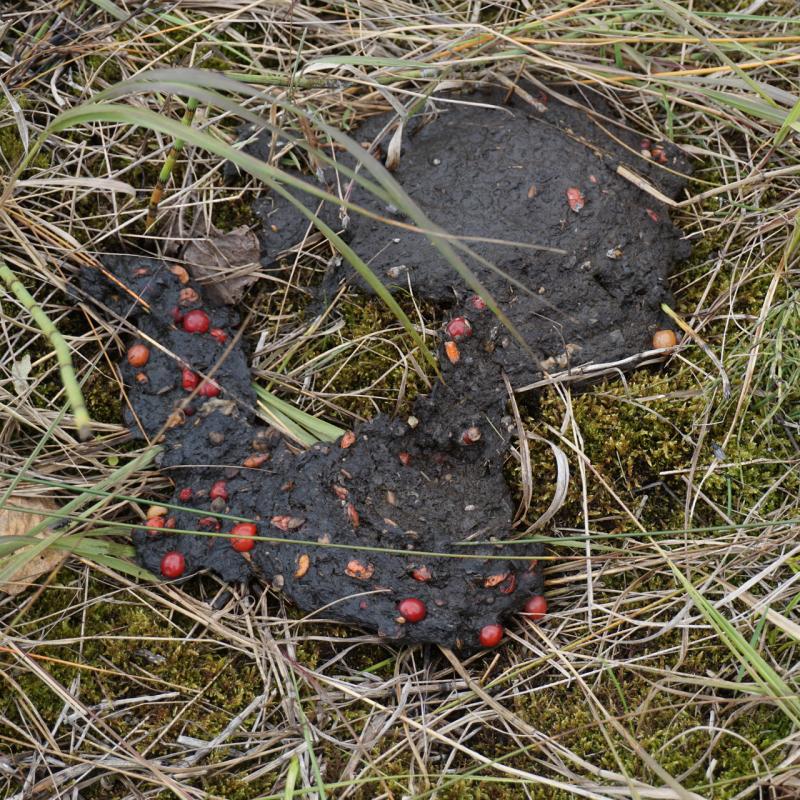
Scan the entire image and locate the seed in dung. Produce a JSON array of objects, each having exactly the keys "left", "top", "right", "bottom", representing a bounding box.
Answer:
[
  {"left": 444, "top": 341, "right": 460, "bottom": 364},
  {"left": 181, "top": 368, "right": 199, "bottom": 391},
  {"left": 127, "top": 344, "right": 150, "bottom": 367},
  {"left": 566, "top": 186, "right": 585, "bottom": 212},
  {"left": 652, "top": 329, "right": 677, "bottom": 350},
  {"left": 198, "top": 379, "right": 220, "bottom": 397},
  {"left": 345, "top": 559, "right": 374, "bottom": 579},
  {"left": 411, "top": 566, "right": 432, "bottom": 582},
  {"left": 178, "top": 287, "right": 200, "bottom": 306},
  {"left": 523, "top": 595, "right": 547, "bottom": 620}
]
